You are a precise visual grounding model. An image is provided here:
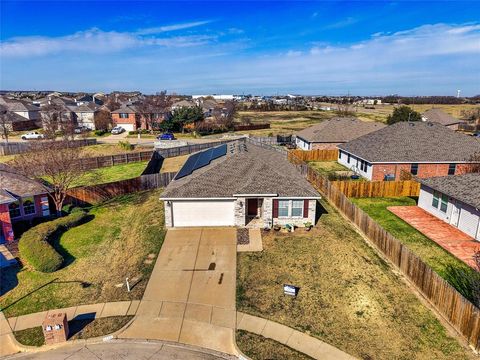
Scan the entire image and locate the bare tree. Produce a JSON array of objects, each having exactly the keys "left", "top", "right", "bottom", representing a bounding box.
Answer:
[
  {"left": 212, "top": 101, "right": 237, "bottom": 131},
  {"left": 0, "top": 104, "right": 13, "bottom": 143},
  {"left": 104, "top": 94, "right": 121, "bottom": 112},
  {"left": 94, "top": 109, "right": 113, "bottom": 130},
  {"left": 9, "top": 140, "right": 90, "bottom": 216},
  {"left": 466, "top": 152, "right": 480, "bottom": 173}
]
